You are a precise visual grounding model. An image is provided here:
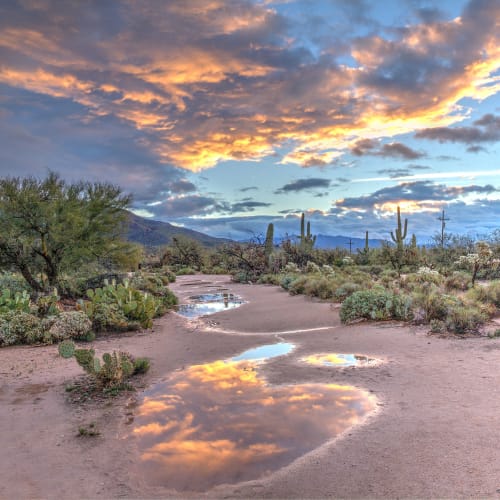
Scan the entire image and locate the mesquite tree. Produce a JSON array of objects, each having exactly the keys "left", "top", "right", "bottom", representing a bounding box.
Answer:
[{"left": 0, "top": 172, "right": 133, "bottom": 292}]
